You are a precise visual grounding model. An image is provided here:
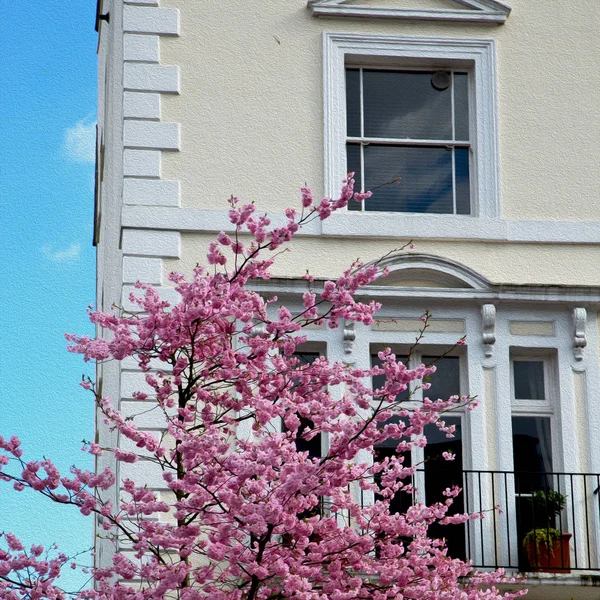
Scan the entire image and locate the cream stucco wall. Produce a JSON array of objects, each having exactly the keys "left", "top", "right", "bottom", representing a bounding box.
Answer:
[
  {"left": 158, "top": 0, "right": 600, "bottom": 285},
  {"left": 164, "top": 235, "right": 600, "bottom": 287}
]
